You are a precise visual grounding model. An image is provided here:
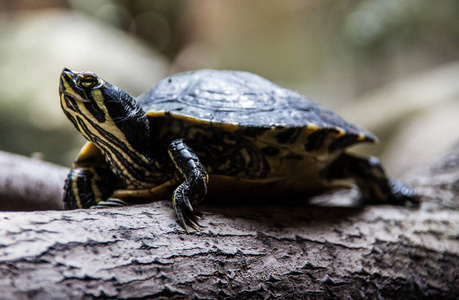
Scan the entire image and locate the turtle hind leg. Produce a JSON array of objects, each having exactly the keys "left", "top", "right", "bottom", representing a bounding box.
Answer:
[
  {"left": 168, "top": 138, "right": 209, "bottom": 231},
  {"left": 320, "top": 153, "right": 419, "bottom": 207}
]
